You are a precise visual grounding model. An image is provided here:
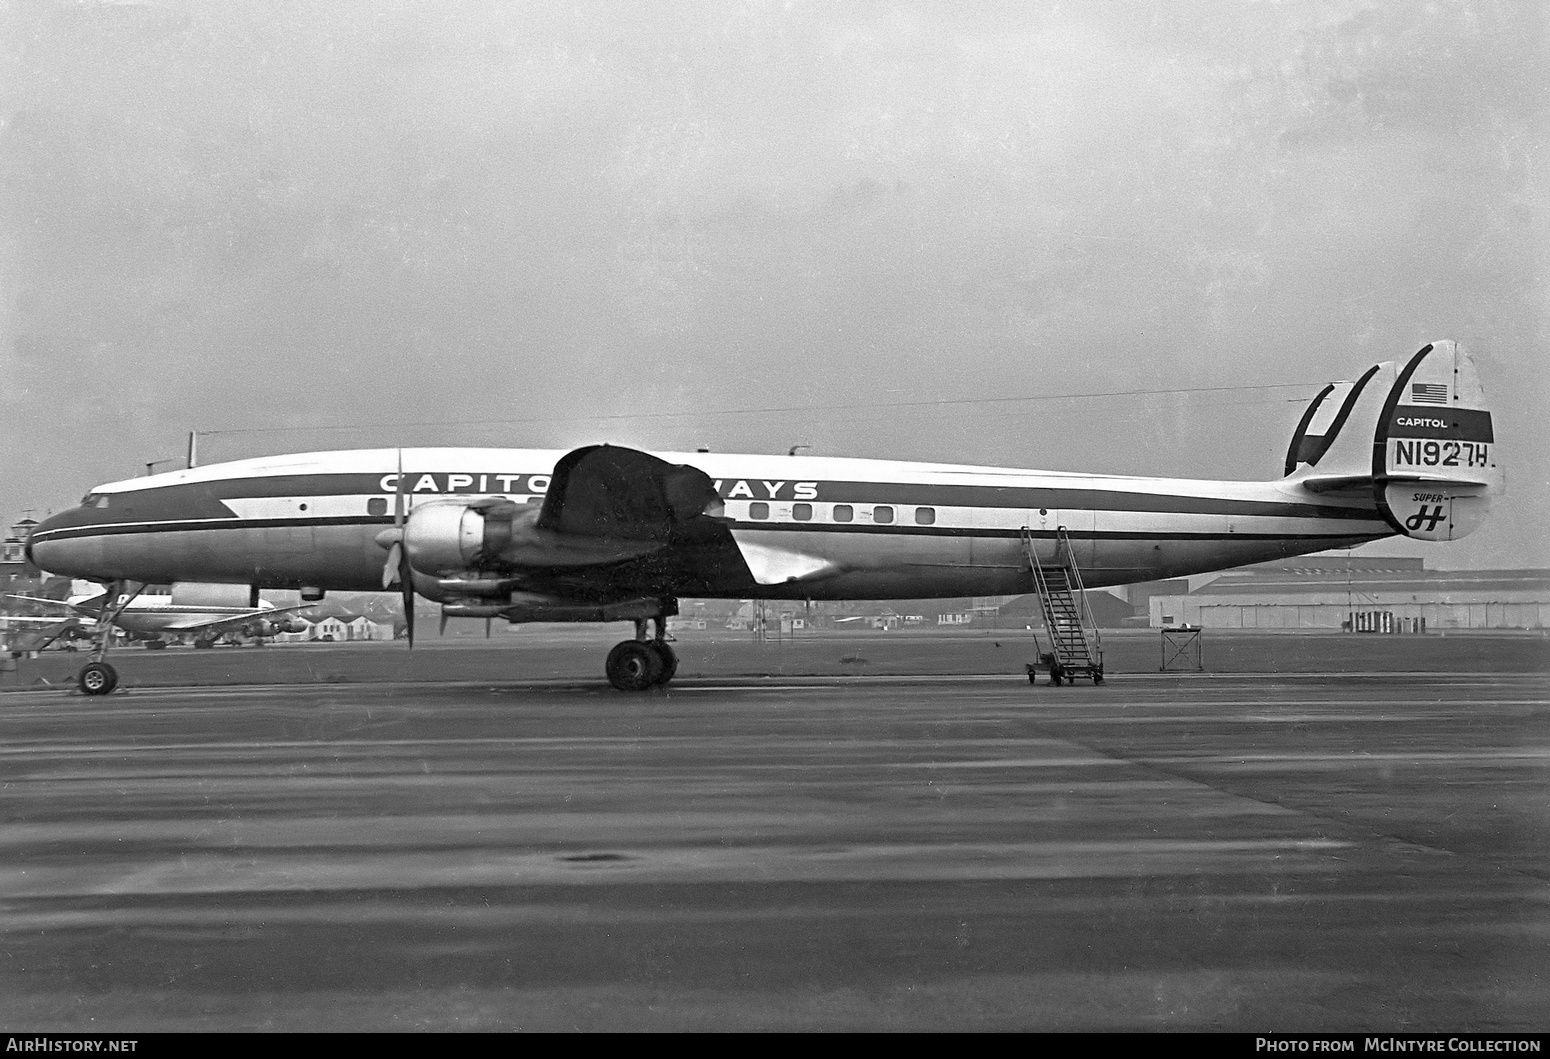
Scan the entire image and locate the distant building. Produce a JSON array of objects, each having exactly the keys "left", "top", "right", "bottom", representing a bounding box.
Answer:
[
  {"left": 0, "top": 515, "right": 42, "bottom": 595},
  {"left": 1148, "top": 558, "right": 1550, "bottom": 631},
  {"left": 999, "top": 590, "right": 1136, "bottom": 629},
  {"left": 303, "top": 614, "right": 394, "bottom": 641}
]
